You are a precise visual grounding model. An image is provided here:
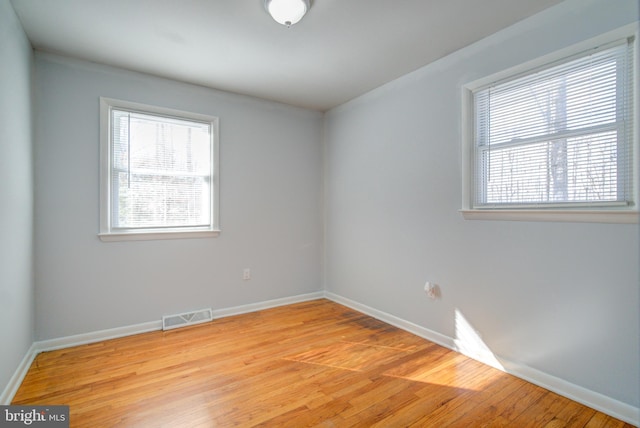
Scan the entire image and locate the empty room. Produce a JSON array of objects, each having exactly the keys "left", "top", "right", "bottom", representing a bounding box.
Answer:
[{"left": 1, "top": 0, "right": 638, "bottom": 426}]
